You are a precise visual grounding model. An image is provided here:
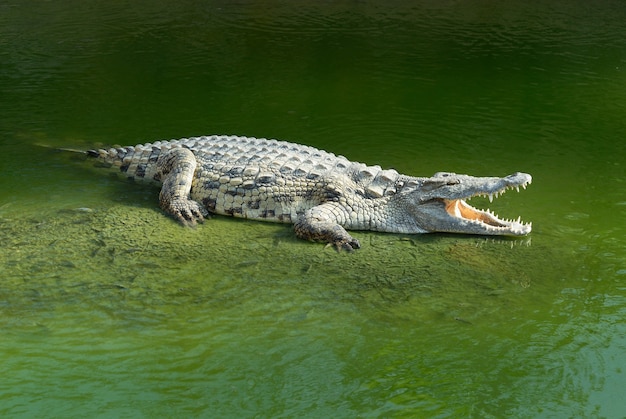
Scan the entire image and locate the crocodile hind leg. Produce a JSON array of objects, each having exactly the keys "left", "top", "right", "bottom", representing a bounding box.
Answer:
[
  {"left": 156, "top": 147, "right": 209, "bottom": 225},
  {"left": 294, "top": 203, "right": 361, "bottom": 251}
]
